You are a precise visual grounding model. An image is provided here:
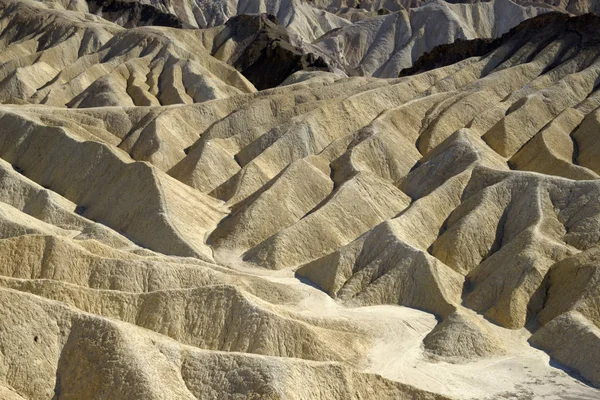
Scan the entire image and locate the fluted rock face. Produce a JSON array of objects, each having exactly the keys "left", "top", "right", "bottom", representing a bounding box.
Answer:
[
  {"left": 0, "top": 1, "right": 257, "bottom": 107},
  {"left": 1, "top": 0, "right": 600, "bottom": 399},
  {"left": 39, "top": 0, "right": 353, "bottom": 40},
  {"left": 518, "top": 0, "right": 600, "bottom": 14},
  {"left": 400, "top": 11, "right": 600, "bottom": 76},
  {"left": 38, "top": 0, "right": 589, "bottom": 79},
  {"left": 313, "top": 0, "right": 551, "bottom": 77}
]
